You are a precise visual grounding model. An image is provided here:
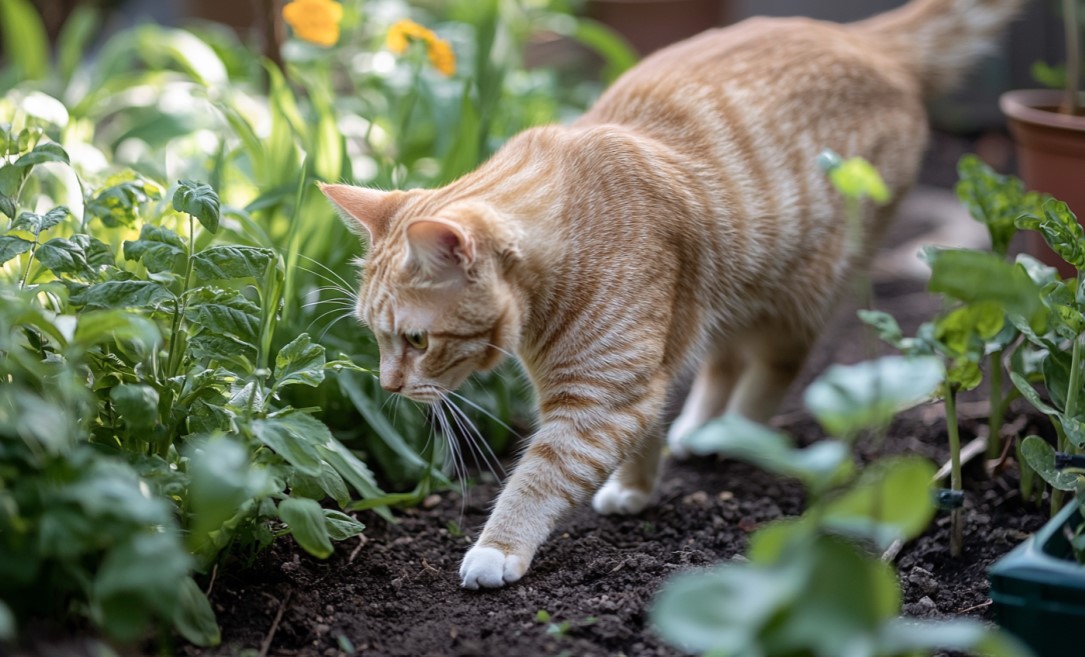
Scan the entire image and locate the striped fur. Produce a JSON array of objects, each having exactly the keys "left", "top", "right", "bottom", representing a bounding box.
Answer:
[{"left": 320, "top": 0, "right": 1024, "bottom": 589}]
